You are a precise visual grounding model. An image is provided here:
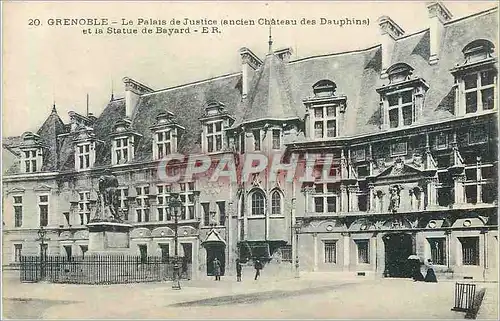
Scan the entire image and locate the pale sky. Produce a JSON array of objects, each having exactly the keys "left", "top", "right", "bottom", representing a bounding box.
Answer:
[{"left": 2, "top": 1, "right": 497, "bottom": 137}]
